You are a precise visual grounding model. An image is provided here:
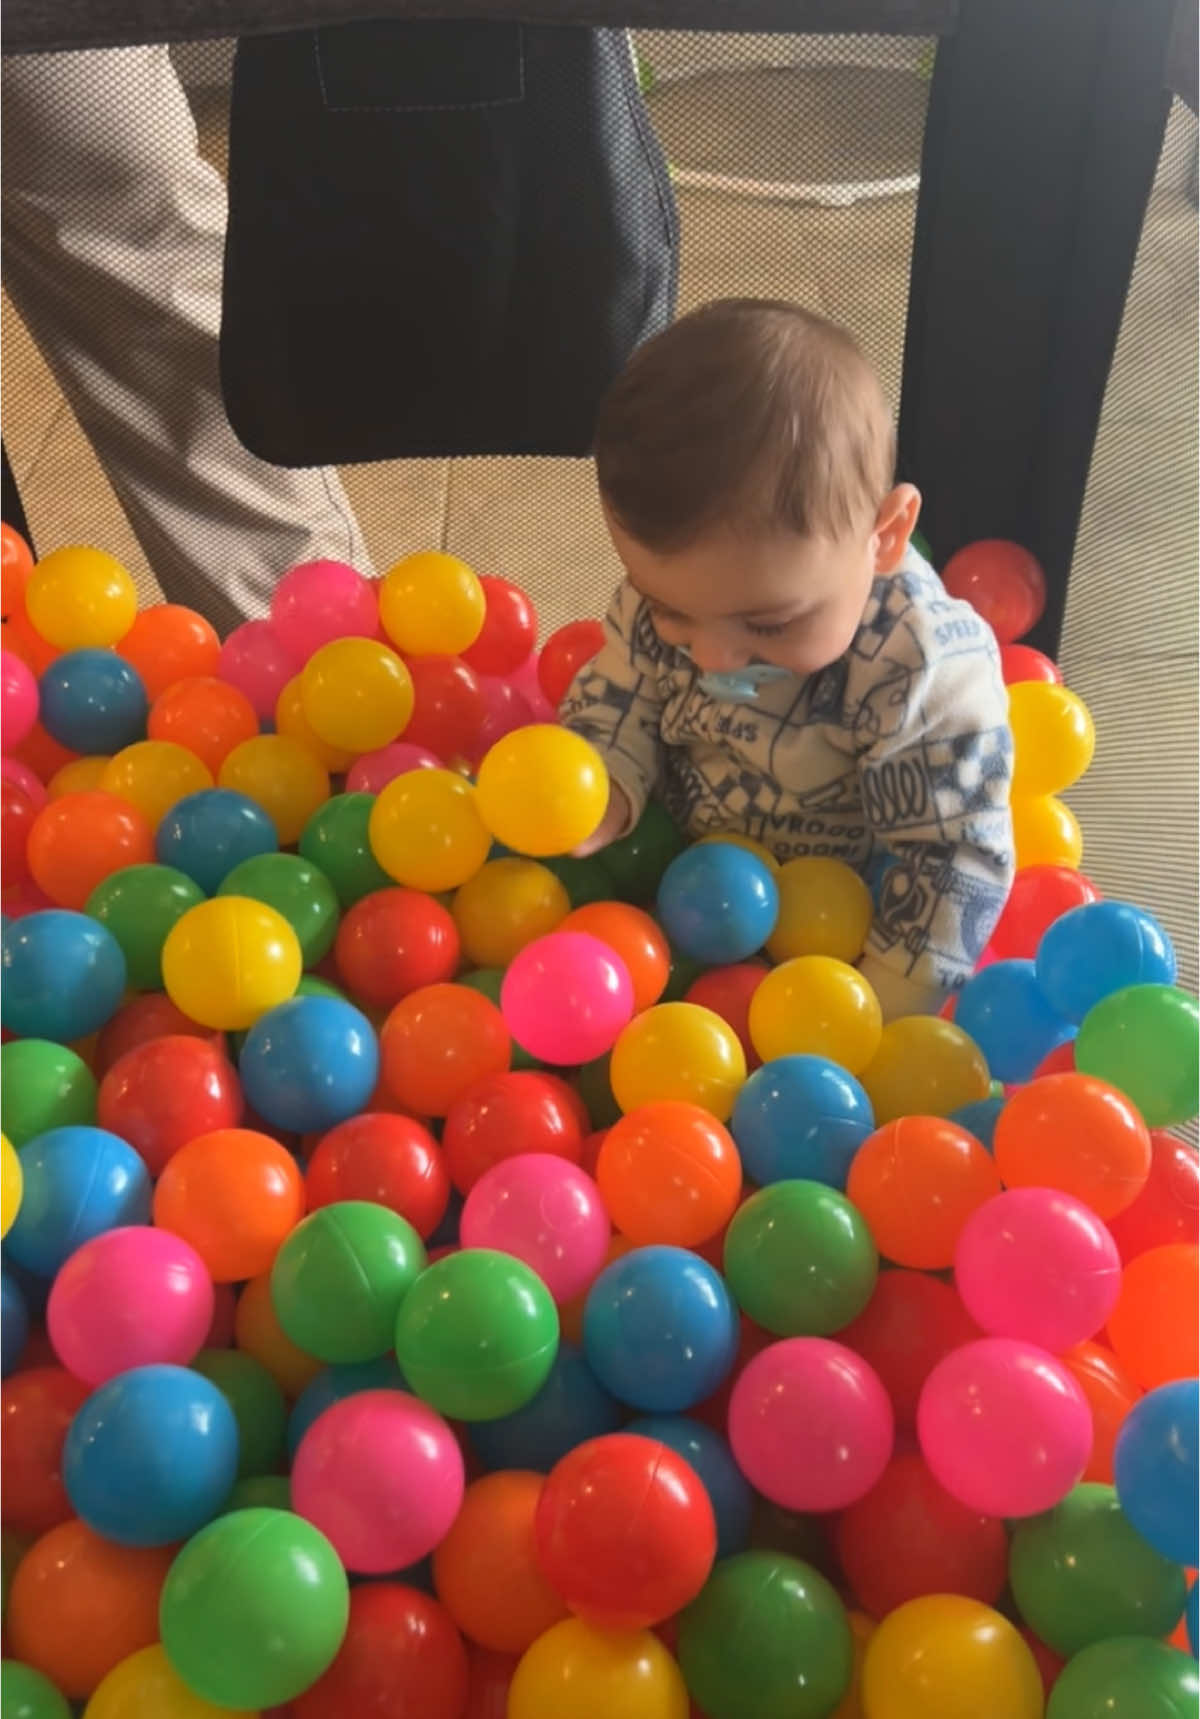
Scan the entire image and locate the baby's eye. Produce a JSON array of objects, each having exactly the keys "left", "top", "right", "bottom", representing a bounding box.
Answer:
[{"left": 744, "top": 618, "right": 793, "bottom": 638}]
